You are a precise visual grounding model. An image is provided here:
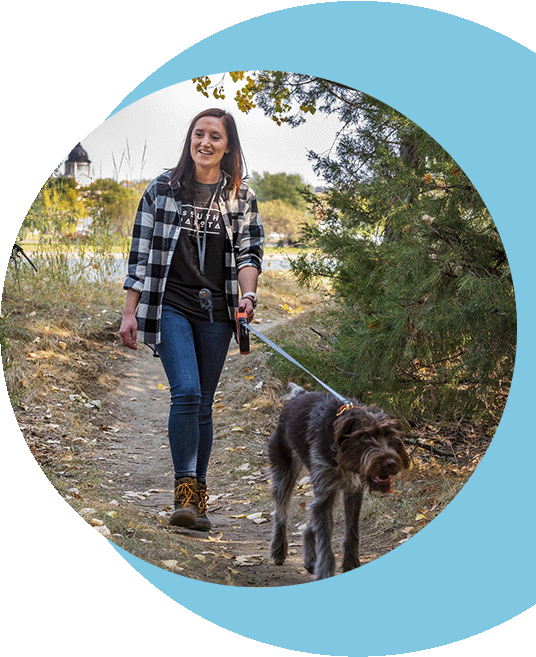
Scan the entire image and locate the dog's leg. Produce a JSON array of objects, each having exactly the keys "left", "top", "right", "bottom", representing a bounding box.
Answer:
[
  {"left": 302, "top": 524, "right": 316, "bottom": 574},
  {"left": 309, "top": 472, "right": 338, "bottom": 580},
  {"left": 341, "top": 487, "right": 364, "bottom": 572},
  {"left": 269, "top": 432, "right": 300, "bottom": 566}
]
